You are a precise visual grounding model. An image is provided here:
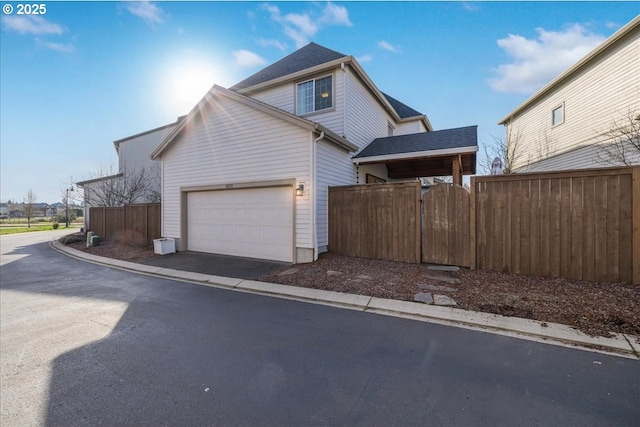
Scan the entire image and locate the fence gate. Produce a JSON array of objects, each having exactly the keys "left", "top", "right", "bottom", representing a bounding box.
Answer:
[{"left": 422, "top": 184, "right": 471, "bottom": 267}]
